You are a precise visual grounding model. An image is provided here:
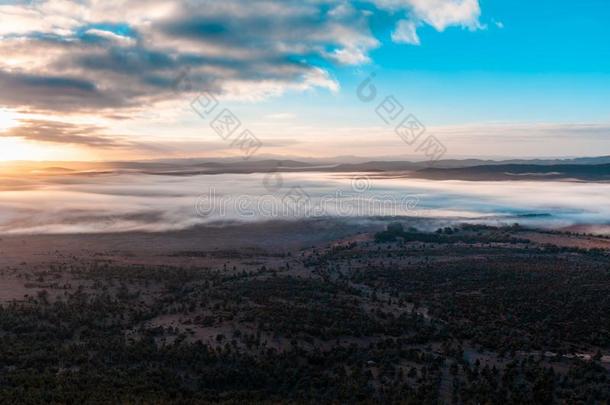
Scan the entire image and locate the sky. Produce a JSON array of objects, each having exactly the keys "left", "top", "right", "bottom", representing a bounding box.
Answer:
[{"left": 0, "top": 0, "right": 608, "bottom": 161}]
